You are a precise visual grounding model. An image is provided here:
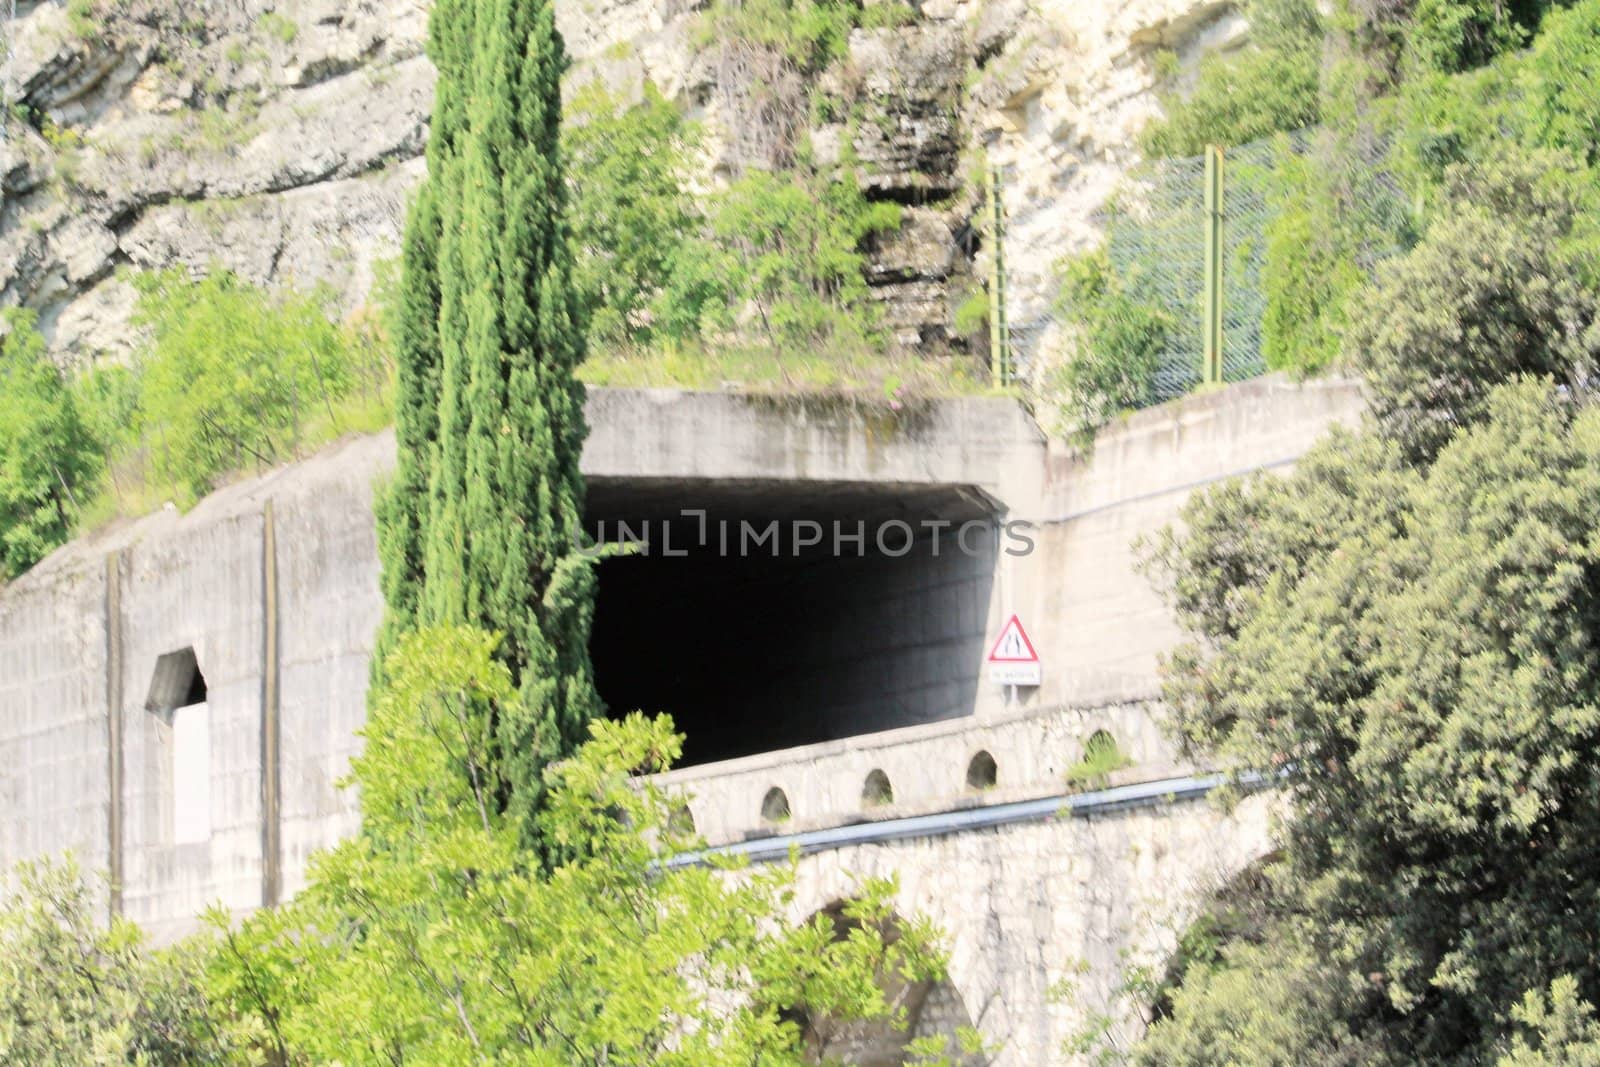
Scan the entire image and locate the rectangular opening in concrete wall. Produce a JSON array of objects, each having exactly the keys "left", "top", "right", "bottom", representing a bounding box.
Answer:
[
  {"left": 587, "top": 478, "right": 1000, "bottom": 767},
  {"left": 146, "top": 648, "right": 212, "bottom": 845},
  {"left": 145, "top": 647, "right": 207, "bottom": 713}
]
